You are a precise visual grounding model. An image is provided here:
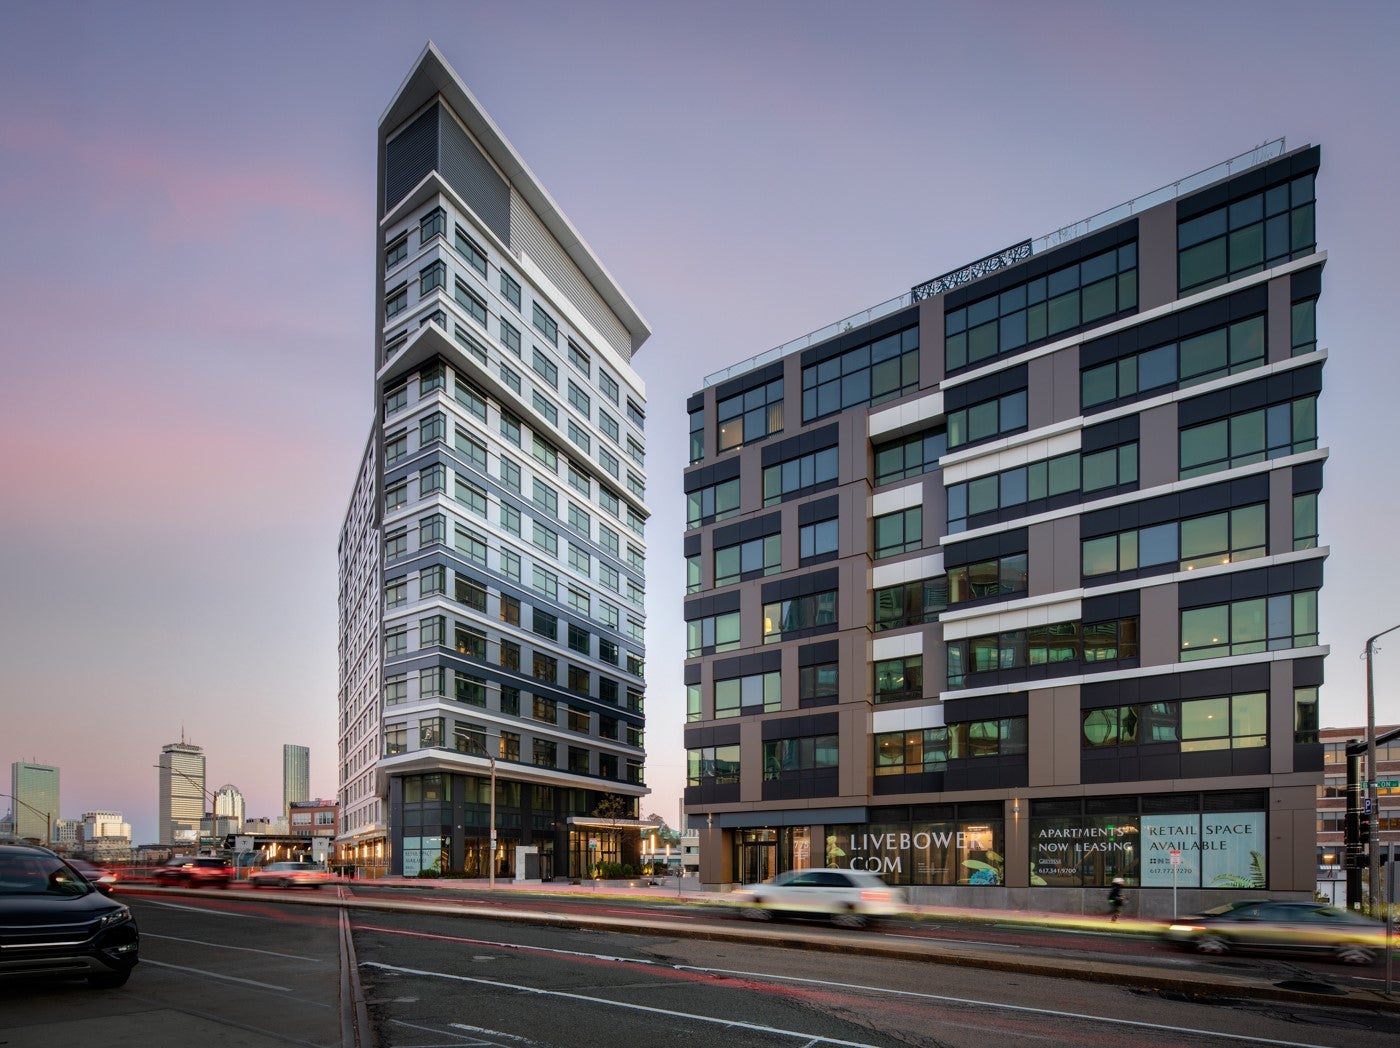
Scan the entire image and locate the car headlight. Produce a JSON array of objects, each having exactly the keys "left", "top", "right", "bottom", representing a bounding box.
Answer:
[{"left": 98, "top": 906, "right": 133, "bottom": 930}]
